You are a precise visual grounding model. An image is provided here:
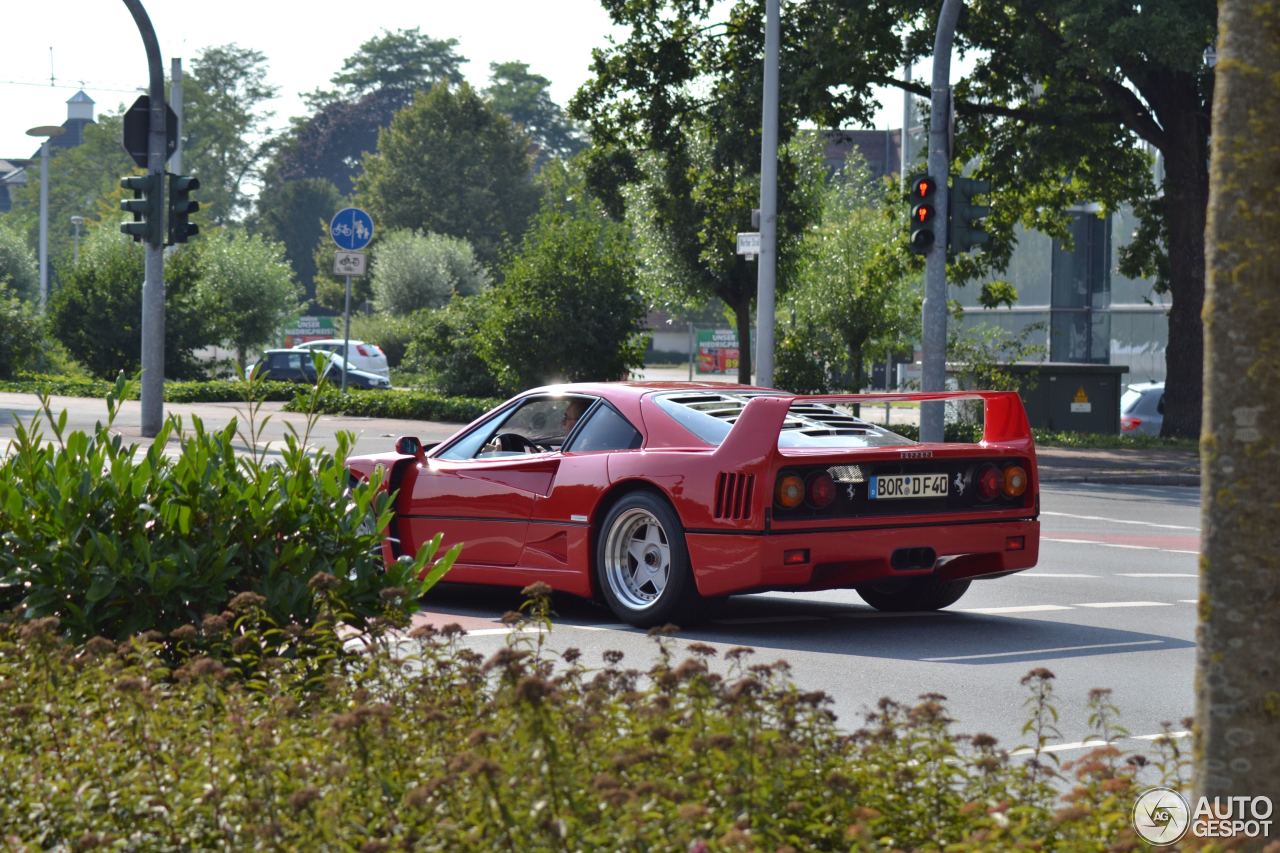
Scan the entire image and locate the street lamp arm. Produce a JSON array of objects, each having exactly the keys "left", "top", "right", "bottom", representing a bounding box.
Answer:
[{"left": 122, "top": 0, "right": 165, "bottom": 98}]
